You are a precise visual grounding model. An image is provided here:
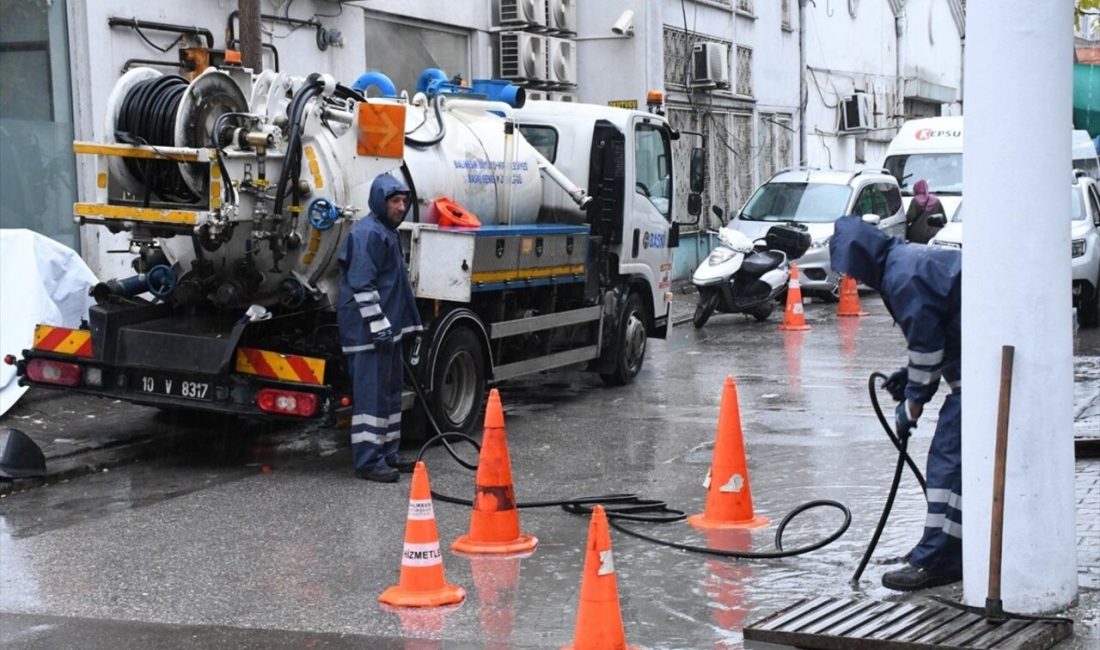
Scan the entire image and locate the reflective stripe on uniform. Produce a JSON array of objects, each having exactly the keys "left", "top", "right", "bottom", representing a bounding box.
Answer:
[
  {"left": 908, "top": 367, "right": 942, "bottom": 385},
  {"left": 369, "top": 317, "right": 393, "bottom": 333},
  {"left": 909, "top": 348, "right": 944, "bottom": 366},
  {"left": 352, "top": 412, "right": 402, "bottom": 428},
  {"left": 351, "top": 429, "right": 401, "bottom": 445},
  {"left": 355, "top": 290, "right": 380, "bottom": 303},
  {"left": 359, "top": 304, "right": 382, "bottom": 318},
  {"left": 924, "top": 513, "right": 964, "bottom": 539}
]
